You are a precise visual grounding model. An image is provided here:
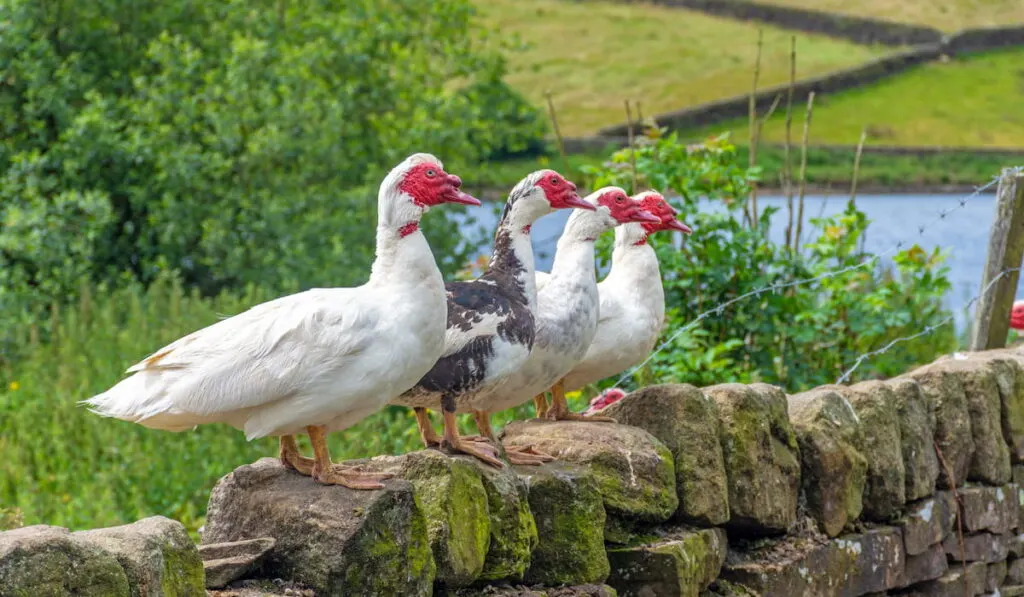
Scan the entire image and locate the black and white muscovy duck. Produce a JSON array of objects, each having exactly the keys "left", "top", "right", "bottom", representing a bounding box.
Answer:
[
  {"left": 468, "top": 188, "right": 658, "bottom": 459},
  {"left": 84, "top": 154, "right": 480, "bottom": 488},
  {"left": 535, "top": 190, "right": 691, "bottom": 417},
  {"left": 391, "top": 170, "right": 593, "bottom": 467}
]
